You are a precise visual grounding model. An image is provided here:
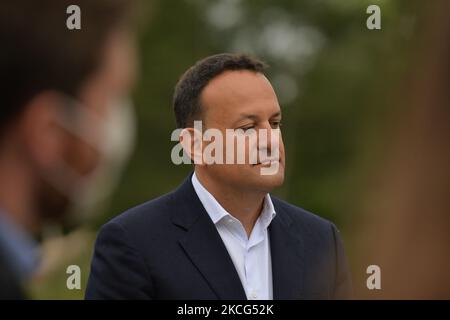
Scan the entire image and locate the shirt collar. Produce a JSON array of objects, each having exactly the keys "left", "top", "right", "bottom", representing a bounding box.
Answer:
[
  {"left": 191, "top": 172, "right": 276, "bottom": 227},
  {"left": 260, "top": 193, "right": 276, "bottom": 229}
]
